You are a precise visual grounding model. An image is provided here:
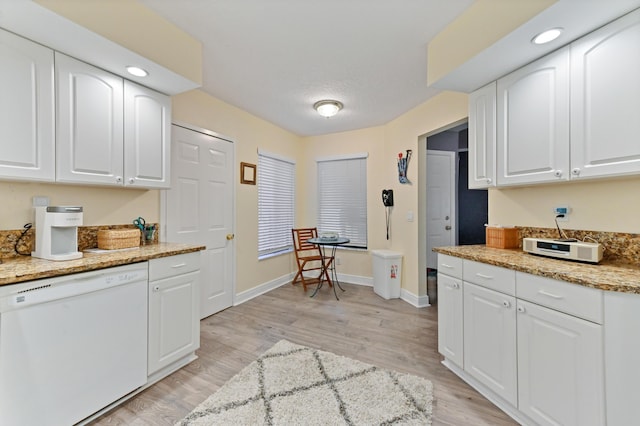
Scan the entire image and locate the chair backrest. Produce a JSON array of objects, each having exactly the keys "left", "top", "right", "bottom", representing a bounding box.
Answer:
[{"left": 292, "top": 227, "right": 320, "bottom": 257}]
